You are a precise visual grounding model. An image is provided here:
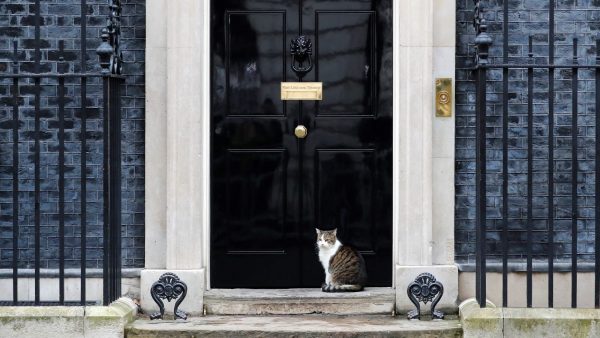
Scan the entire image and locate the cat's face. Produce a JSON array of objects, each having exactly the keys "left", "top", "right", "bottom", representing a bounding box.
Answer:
[{"left": 316, "top": 228, "right": 337, "bottom": 249}]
